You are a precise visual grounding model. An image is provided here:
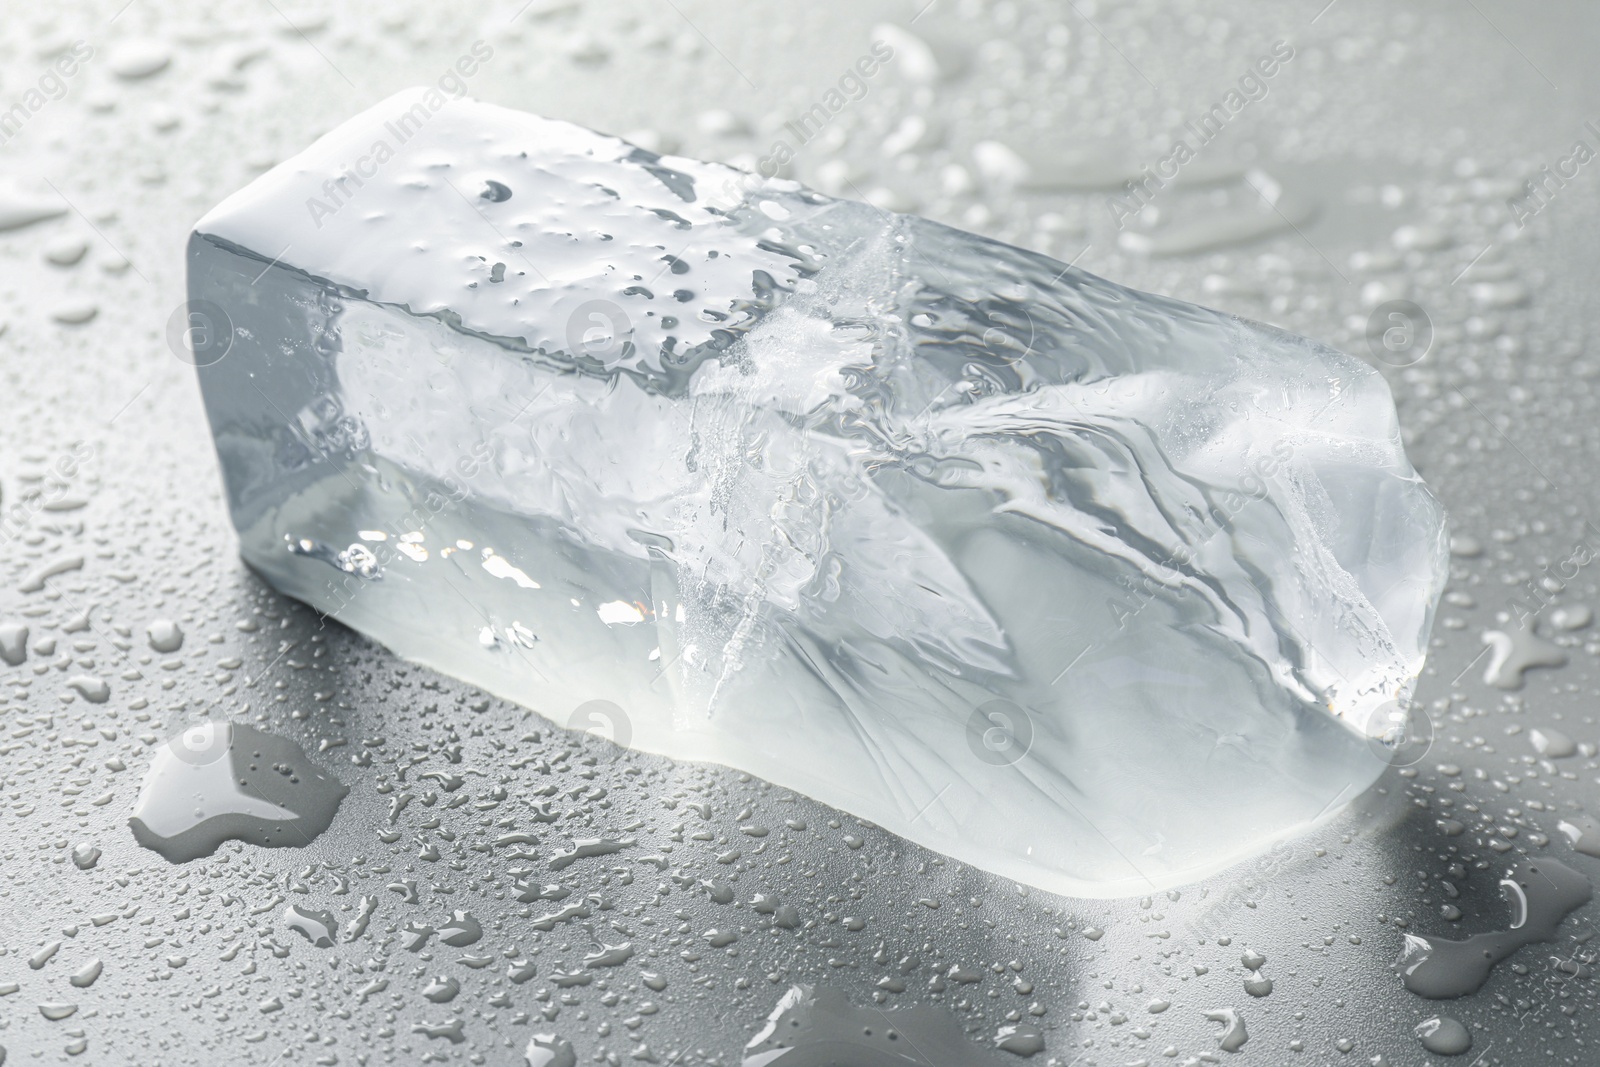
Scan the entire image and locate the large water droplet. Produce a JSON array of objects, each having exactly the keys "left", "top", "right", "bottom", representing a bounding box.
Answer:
[
  {"left": 147, "top": 618, "right": 185, "bottom": 653},
  {"left": 525, "top": 1033, "right": 577, "bottom": 1067},
  {"left": 0, "top": 186, "right": 66, "bottom": 232},
  {"left": 284, "top": 904, "right": 338, "bottom": 947},
  {"left": 128, "top": 722, "right": 348, "bottom": 862},
  {"left": 1415, "top": 1016, "right": 1472, "bottom": 1056},
  {"left": 108, "top": 39, "right": 172, "bottom": 79},
  {"left": 1392, "top": 858, "right": 1591, "bottom": 997},
  {"left": 1204, "top": 1008, "right": 1249, "bottom": 1052}
]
